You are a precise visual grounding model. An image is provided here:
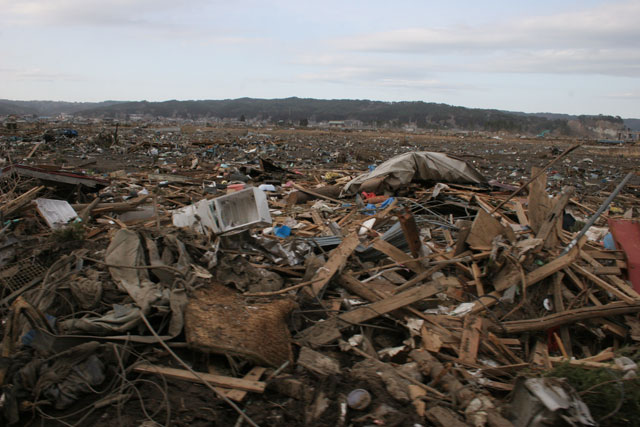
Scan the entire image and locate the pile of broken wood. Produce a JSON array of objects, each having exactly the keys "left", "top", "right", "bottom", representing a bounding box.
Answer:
[{"left": 1, "top": 156, "right": 639, "bottom": 427}]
